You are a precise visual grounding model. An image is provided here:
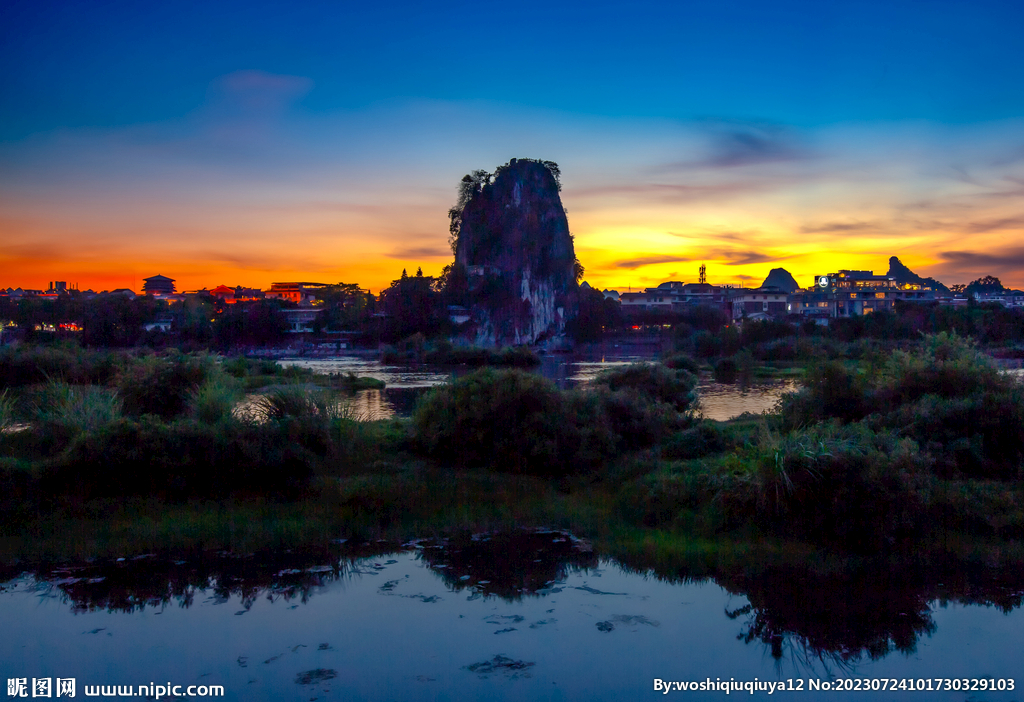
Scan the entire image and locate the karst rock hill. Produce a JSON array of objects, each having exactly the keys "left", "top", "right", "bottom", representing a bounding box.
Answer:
[{"left": 453, "top": 158, "right": 579, "bottom": 347}]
